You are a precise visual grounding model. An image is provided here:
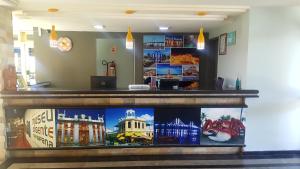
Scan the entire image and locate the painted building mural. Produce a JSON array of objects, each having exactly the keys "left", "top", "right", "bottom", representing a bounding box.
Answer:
[
  {"left": 56, "top": 109, "right": 105, "bottom": 147},
  {"left": 105, "top": 108, "right": 154, "bottom": 146},
  {"left": 200, "top": 108, "right": 245, "bottom": 145},
  {"left": 154, "top": 108, "right": 200, "bottom": 145}
]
